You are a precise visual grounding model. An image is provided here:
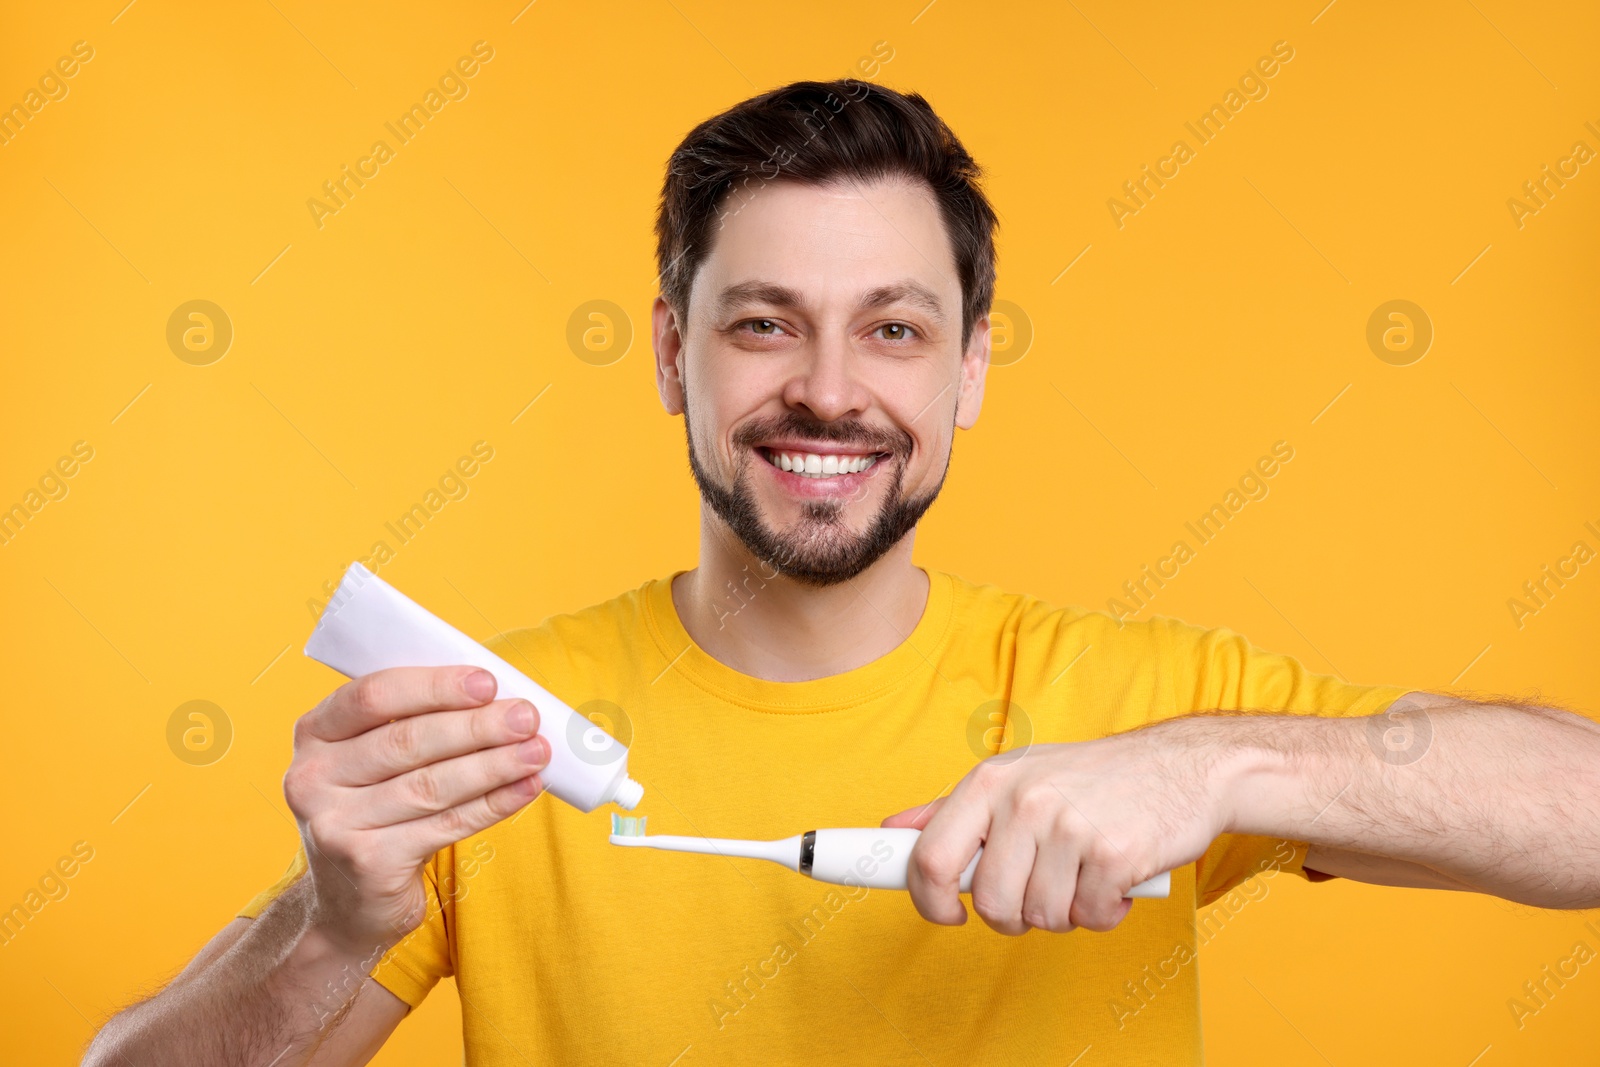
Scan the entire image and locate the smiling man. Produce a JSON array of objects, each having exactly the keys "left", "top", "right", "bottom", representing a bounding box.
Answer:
[{"left": 86, "top": 79, "right": 1600, "bottom": 1067}]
